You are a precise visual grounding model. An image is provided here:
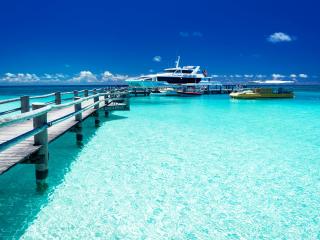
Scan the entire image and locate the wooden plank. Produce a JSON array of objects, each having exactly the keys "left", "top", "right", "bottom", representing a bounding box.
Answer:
[{"left": 0, "top": 141, "right": 41, "bottom": 174}]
